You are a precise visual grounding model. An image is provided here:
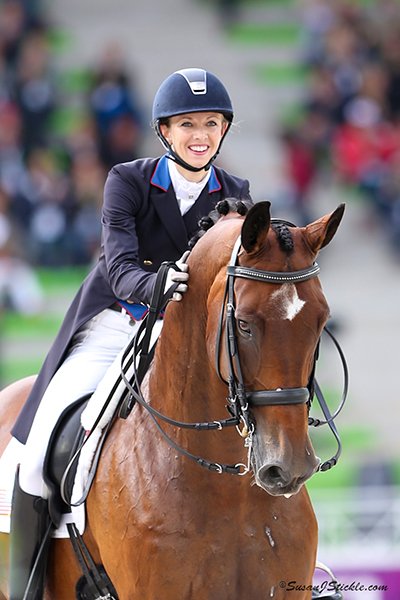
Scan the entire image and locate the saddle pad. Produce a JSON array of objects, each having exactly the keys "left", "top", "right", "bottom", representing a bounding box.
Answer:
[{"left": 0, "top": 437, "right": 85, "bottom": 539}]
